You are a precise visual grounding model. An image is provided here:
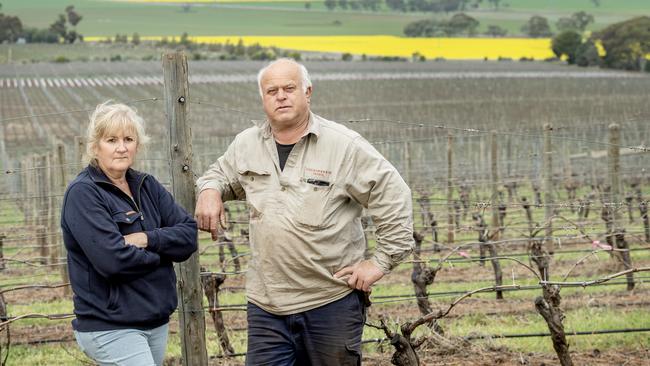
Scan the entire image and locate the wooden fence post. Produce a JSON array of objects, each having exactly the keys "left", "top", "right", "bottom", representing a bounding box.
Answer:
[
  {"left": 35, "top": 154, "right": 49, "bottom": 264},
  {"left": 163, "top": 51, "right": 208, "bottom": 366},
  {"left": 608, "top": 124, "right": 634, "bottom": 290},
  {"left": 447, "top": 133, "right": 454, "bottom": 244},
  {"left": 0, "top": 234, "right": 5, "bottom": 271},
  {"left": 57, "top": 144, "right": 71, "bottom": 296},
  {"left": 47, "top": 151, "right": 58, "bottom": 266},
  {"left": 489, "top": 131, "right": 503, "bottom": 299},
  {"left": 543, "top": 124, "right": 554, "bottom": 256}
]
